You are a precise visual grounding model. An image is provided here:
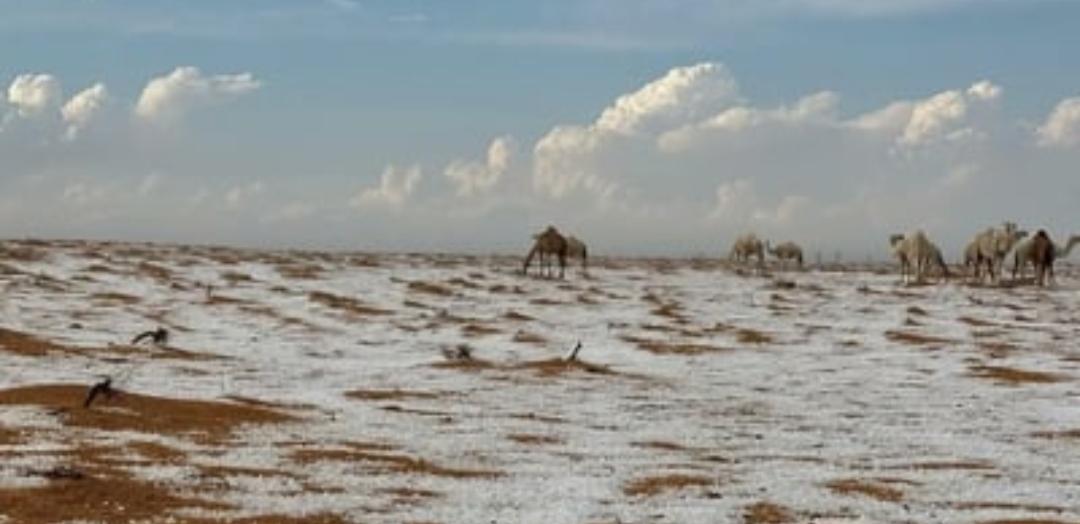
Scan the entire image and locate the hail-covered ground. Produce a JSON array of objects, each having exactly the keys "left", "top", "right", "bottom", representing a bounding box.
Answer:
[{"left": 1, "top": 239, "right": 1079, "bottom": 524}]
